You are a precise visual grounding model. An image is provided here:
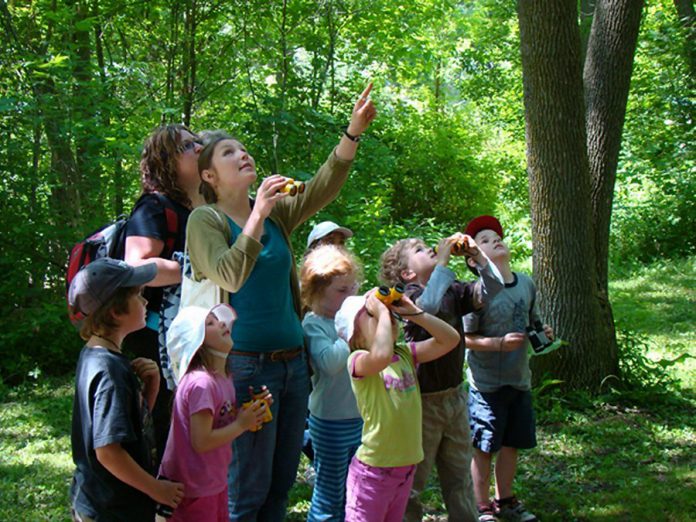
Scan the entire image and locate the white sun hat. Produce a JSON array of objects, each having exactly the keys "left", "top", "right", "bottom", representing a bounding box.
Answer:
[
  {"left": 166, "top": 304, "right": 237, "bottom": 385},
  {"left": 334, "top": 295, "right": 367, "bottom": 345}
]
